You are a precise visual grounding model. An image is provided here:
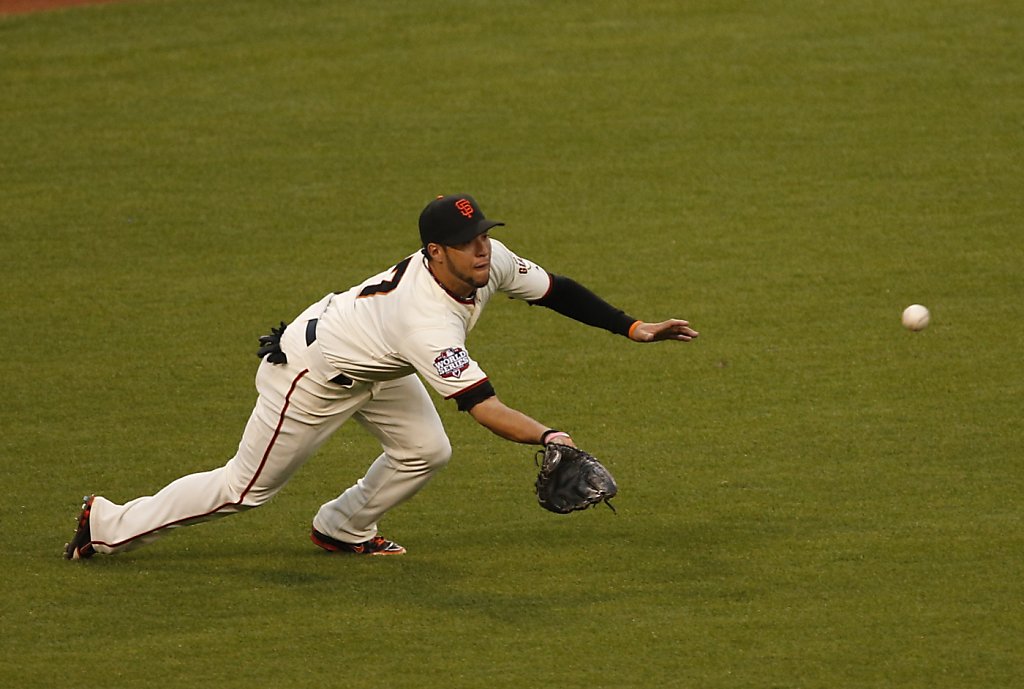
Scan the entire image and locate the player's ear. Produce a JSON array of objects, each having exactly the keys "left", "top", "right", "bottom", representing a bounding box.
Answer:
[{"left": 425, "top": 243, "right": 444, "bottom": 261}]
